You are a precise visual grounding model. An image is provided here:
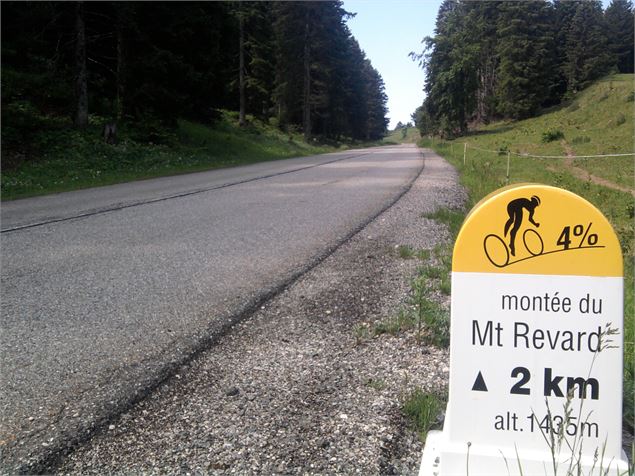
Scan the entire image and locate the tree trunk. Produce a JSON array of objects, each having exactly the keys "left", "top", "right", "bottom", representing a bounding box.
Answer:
[
  {"left": 115, "top": 4, "right": 127, "bottom": 121},
  {"left": 302, "top": 20, "right": 311, "bottom": 140},
  {"left": 238, "top": 5, "right": 246, "bottom": 127},
  {"left": 74, "top": 1, "right": 88, "bottom": 128}
]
